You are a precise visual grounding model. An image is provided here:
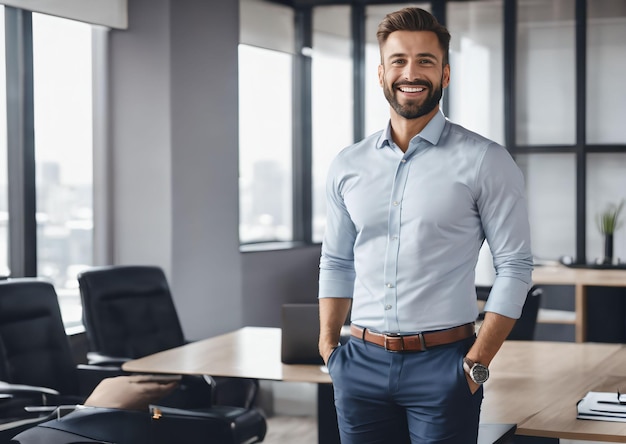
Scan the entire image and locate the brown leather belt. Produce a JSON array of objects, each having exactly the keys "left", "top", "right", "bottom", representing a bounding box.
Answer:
[{"left": 350, "top": 323, "right": 475, "bottom": 352}]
